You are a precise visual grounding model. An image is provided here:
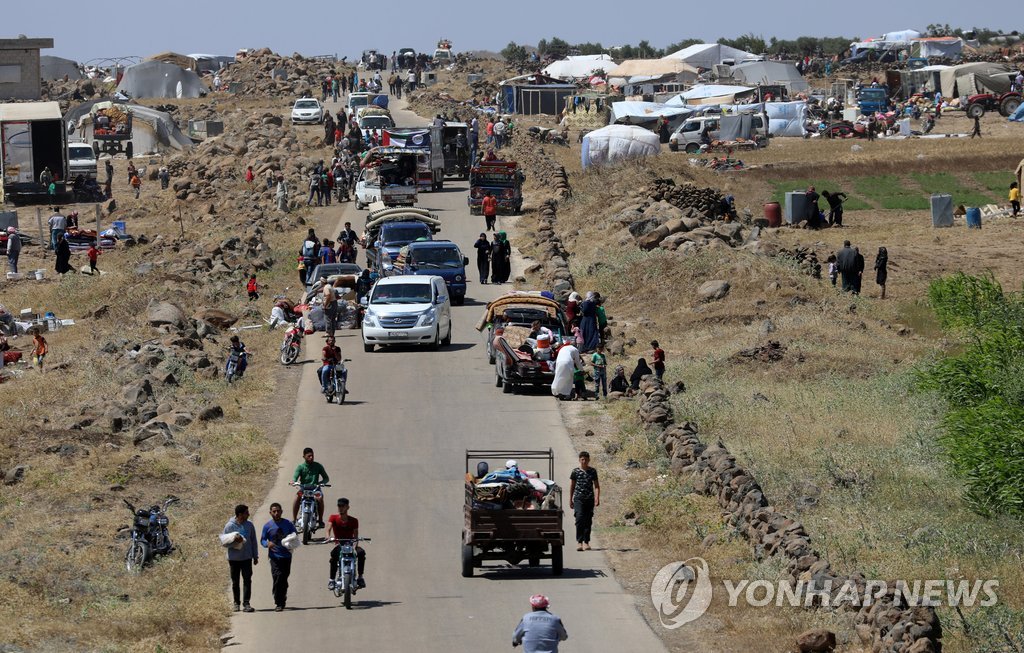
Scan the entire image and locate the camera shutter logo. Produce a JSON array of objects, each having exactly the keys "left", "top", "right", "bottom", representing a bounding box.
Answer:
[{"left": 651, "top": 558, "right": 713, "bottom": 629}]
